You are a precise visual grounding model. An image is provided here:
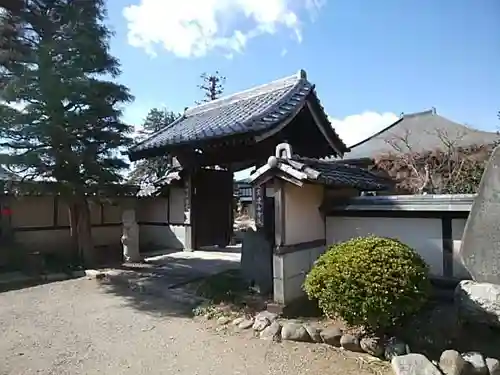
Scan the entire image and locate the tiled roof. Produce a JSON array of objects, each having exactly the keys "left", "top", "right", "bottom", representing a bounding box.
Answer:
[
  {"left": 130, "top": 70, "right": 347, "bottom": 157},
  {"left": 289, "top": 157, "right": 392, "bottom": 191},
  {"left": 345, "top": 109, "right": 500, "bottom": 160},
  {"left": 250, "top": 152, "right": 392, "bottom": 192}
]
